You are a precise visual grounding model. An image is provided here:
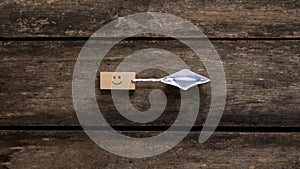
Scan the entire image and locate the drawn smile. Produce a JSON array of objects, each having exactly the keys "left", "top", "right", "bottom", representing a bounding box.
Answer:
[{"left": 112, "top": 81, "right": 123, "bottom": 85}]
